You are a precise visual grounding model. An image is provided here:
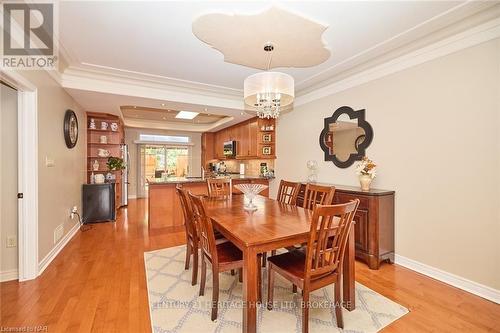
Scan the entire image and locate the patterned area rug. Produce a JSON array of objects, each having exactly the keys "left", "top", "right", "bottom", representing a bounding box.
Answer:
[{"left": 144, "top": 246, "right": 408, "bottom": 333}]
